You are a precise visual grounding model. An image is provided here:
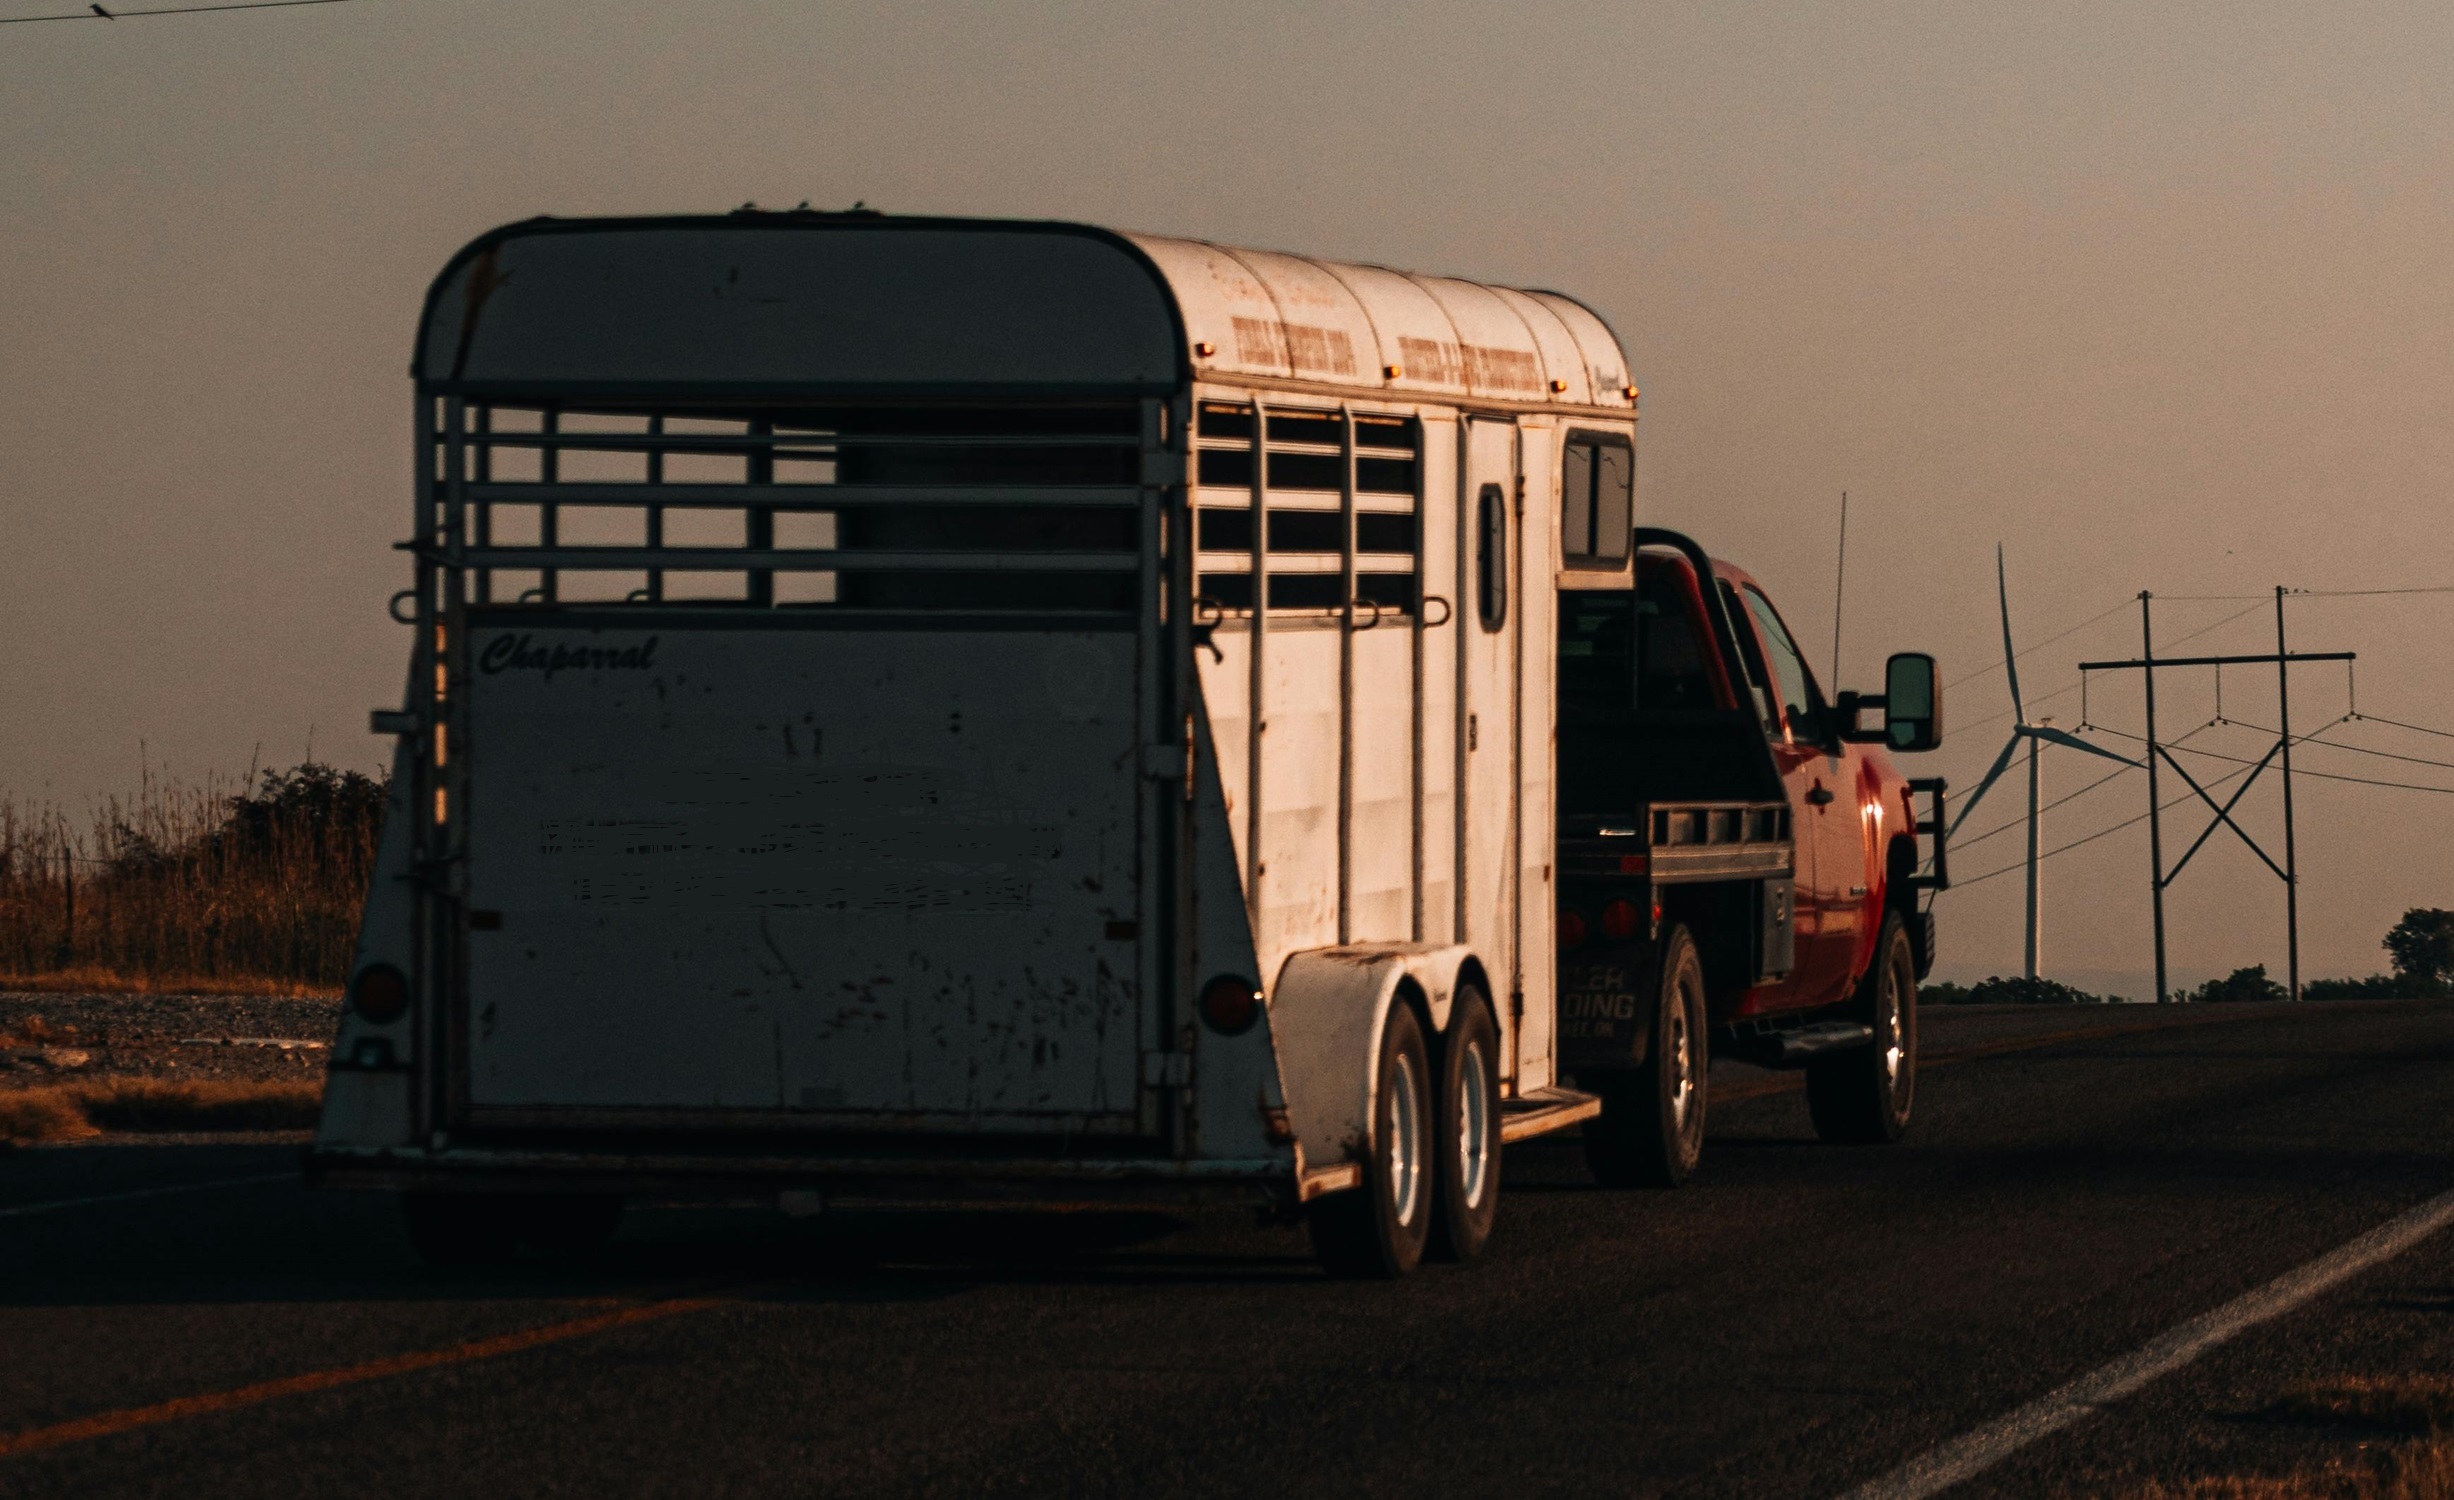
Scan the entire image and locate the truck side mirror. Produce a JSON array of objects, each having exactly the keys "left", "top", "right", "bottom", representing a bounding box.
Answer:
[{"left": 1884, "top": 652, "right": 1942, "bottom": 751}]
